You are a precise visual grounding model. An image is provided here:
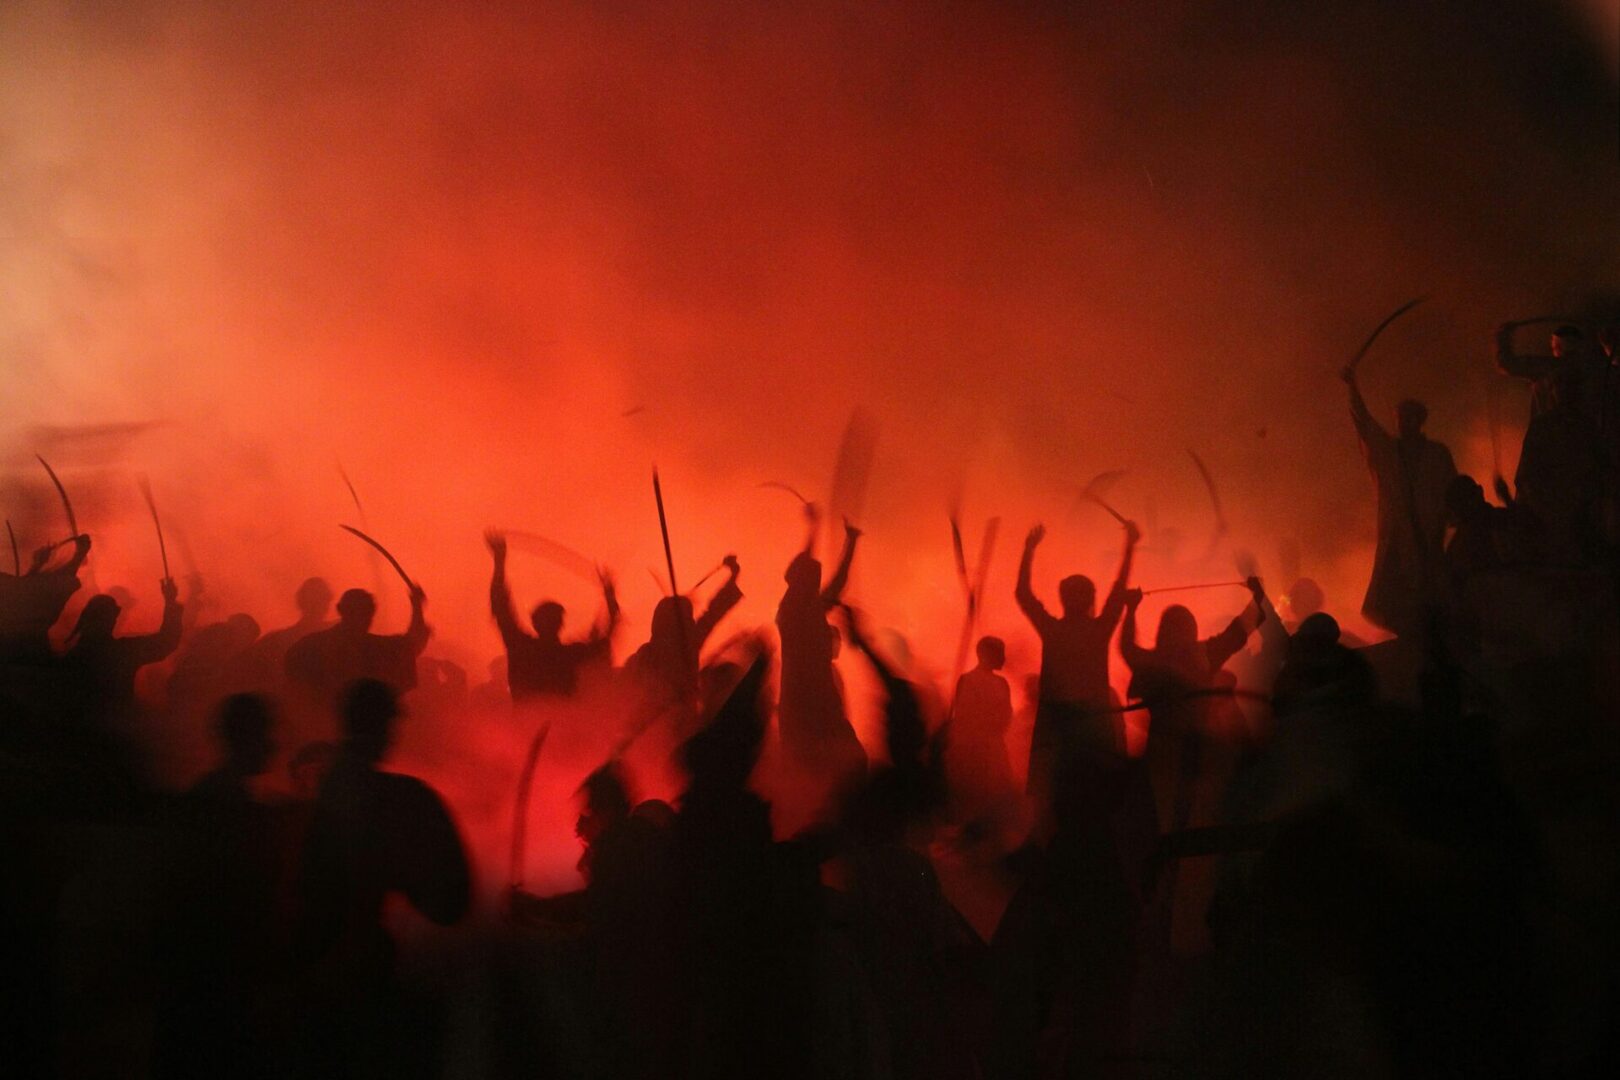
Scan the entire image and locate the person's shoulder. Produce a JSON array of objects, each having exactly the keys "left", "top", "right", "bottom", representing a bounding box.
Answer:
[{"left": 379, "top": 769, "right": 450, "bottom": 811}]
